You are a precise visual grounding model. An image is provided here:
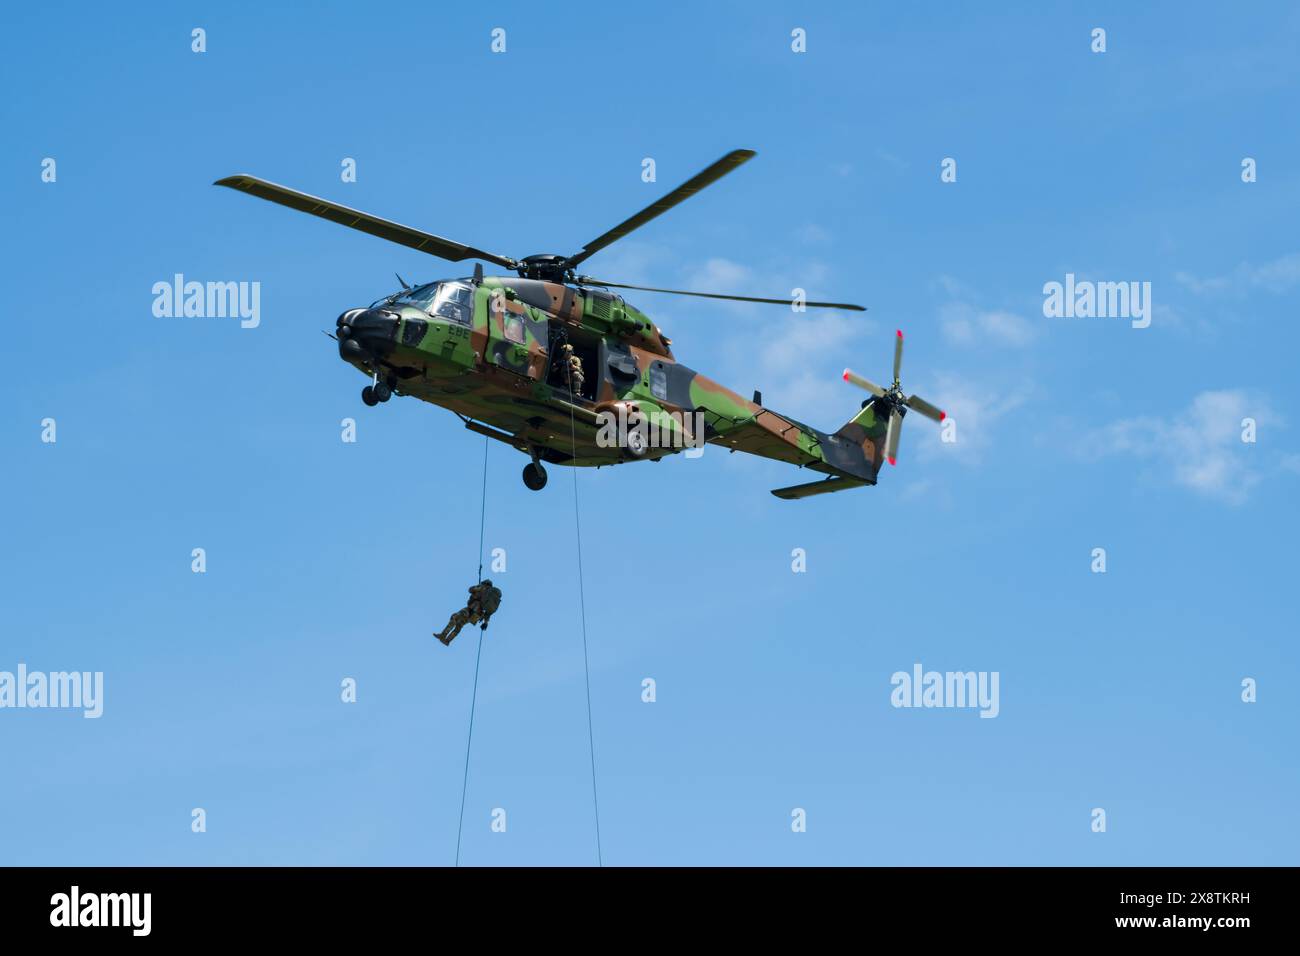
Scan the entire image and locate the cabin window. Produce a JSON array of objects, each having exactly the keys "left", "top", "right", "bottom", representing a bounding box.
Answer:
[
  {"left": 649, "top": 362, "right": 668, "bottom": 400},
  {"left": 605, "top": 344, "right": 638, "bottom": 383},
  {"left": 504, "top": 315, "right": 525, "bottom": 344}
]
